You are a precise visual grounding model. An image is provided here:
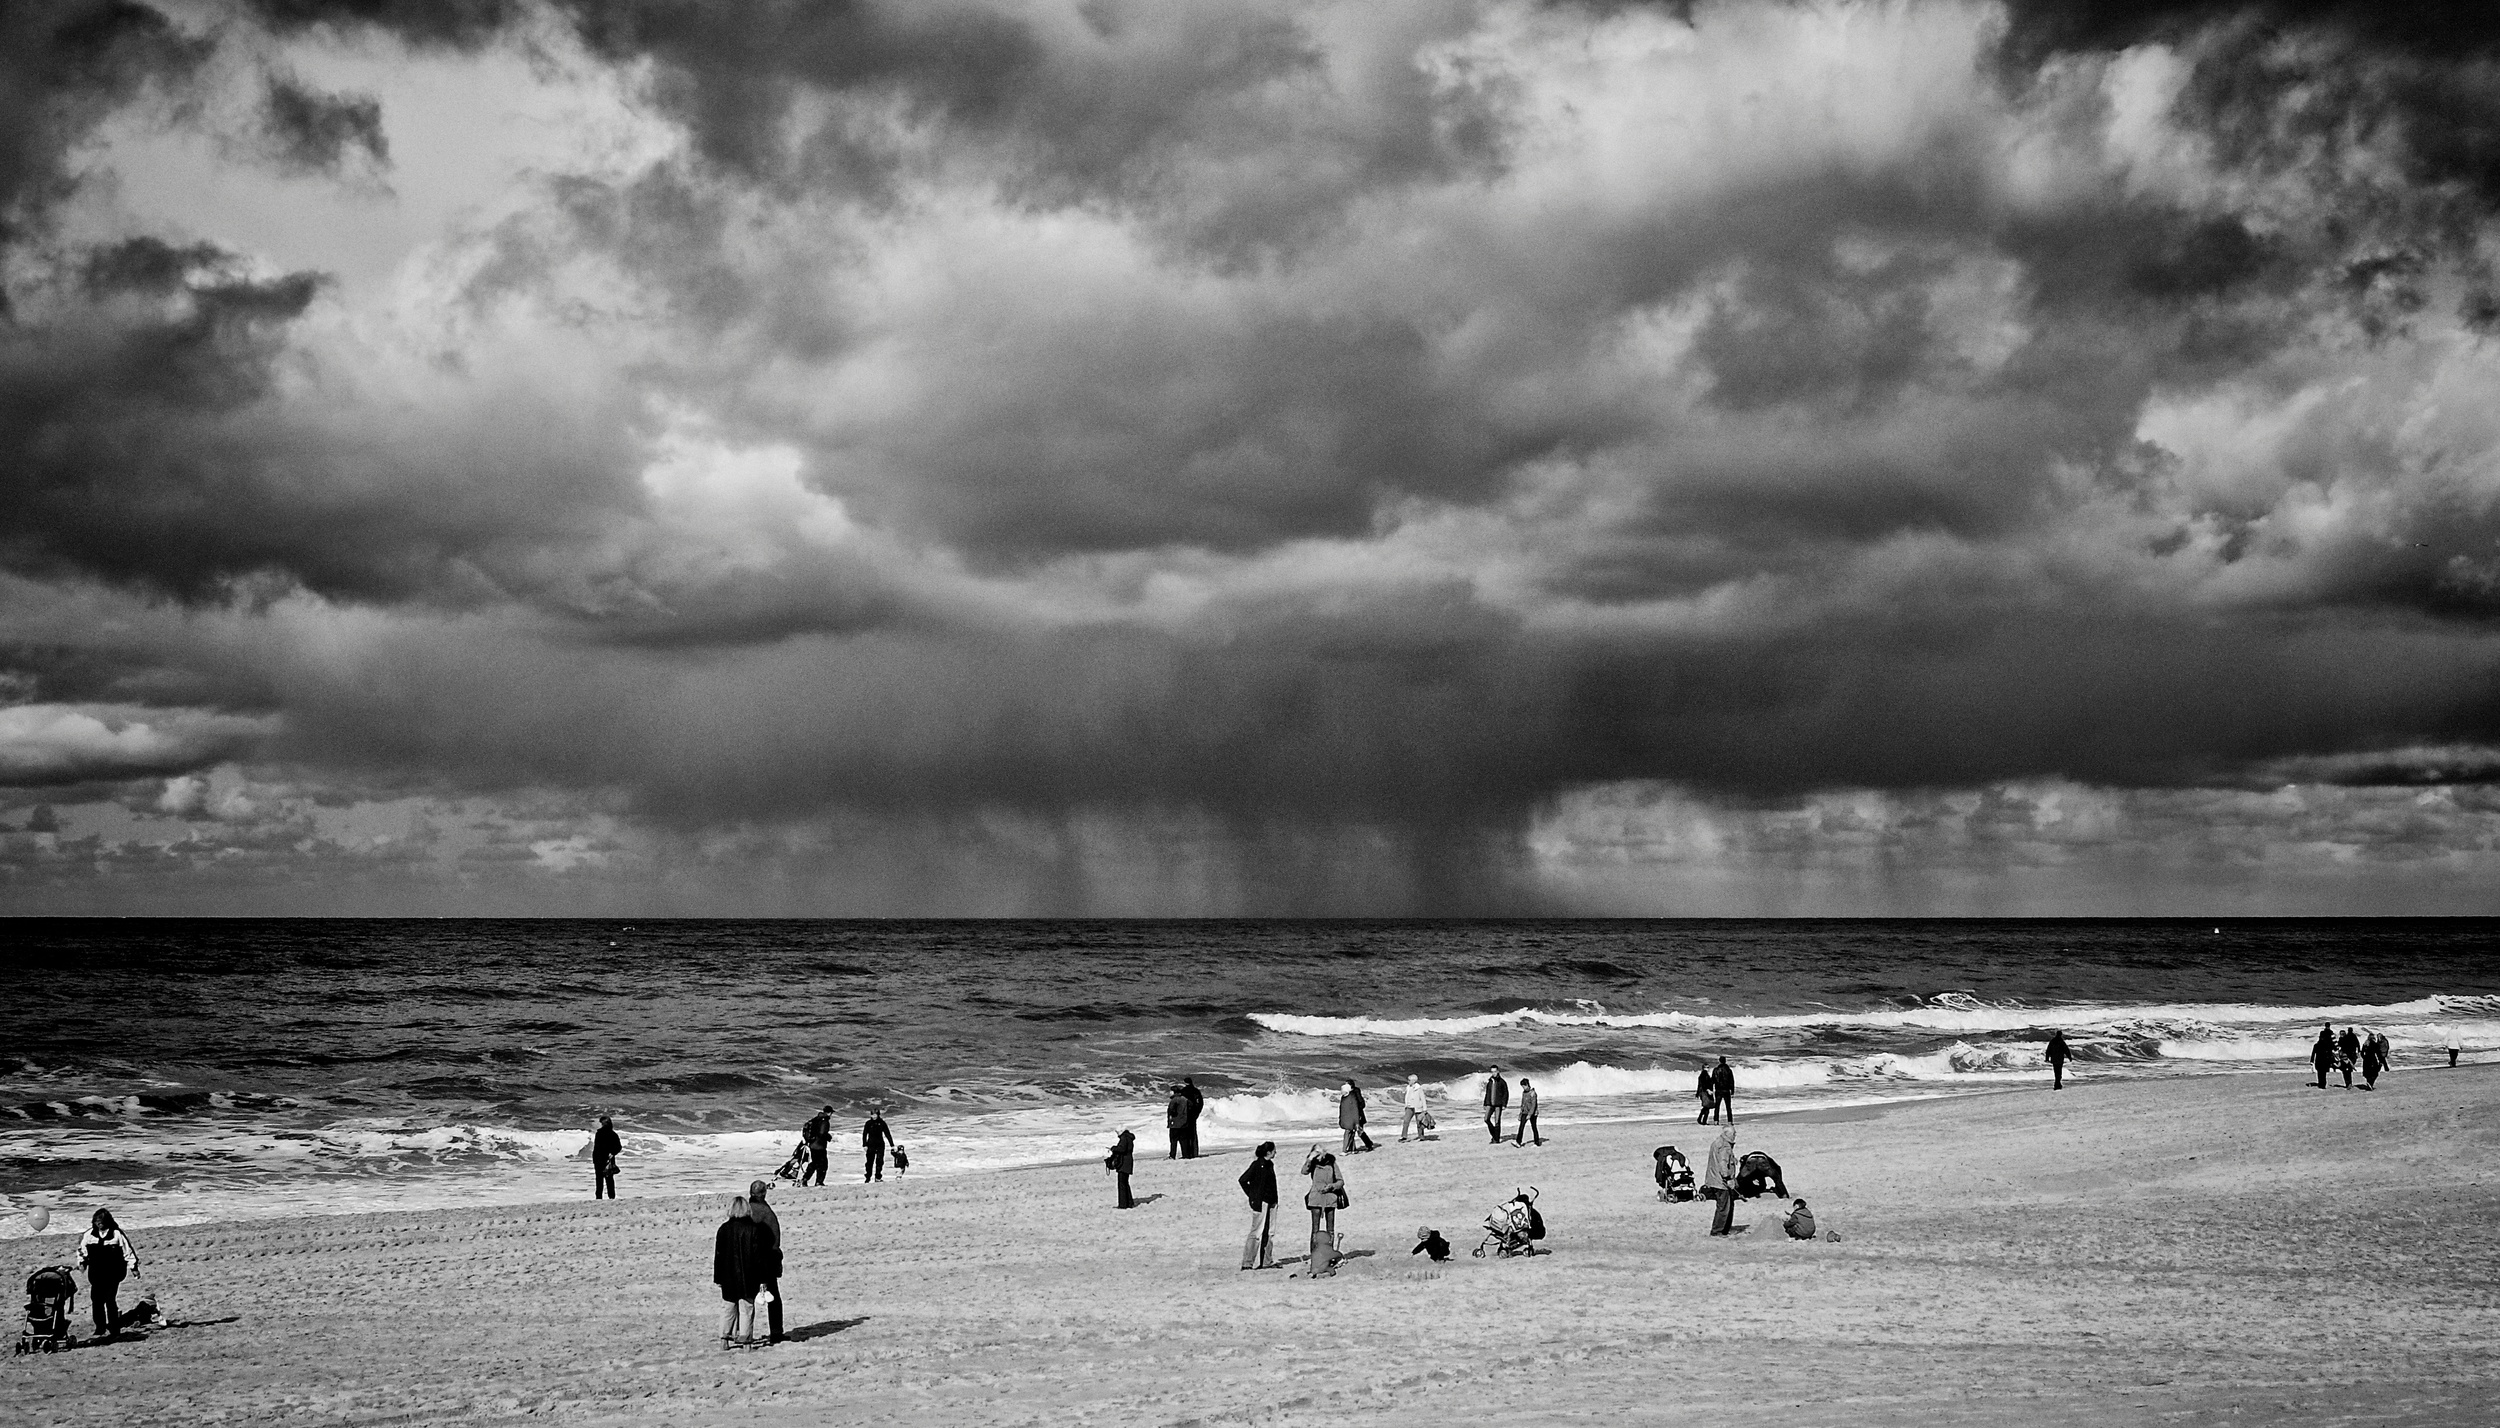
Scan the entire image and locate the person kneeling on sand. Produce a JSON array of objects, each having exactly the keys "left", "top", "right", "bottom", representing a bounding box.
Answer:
[
  {"left": 1412, "top": 1226, "right": 1452, "bottom": 1262},
  {"left": 1301, "top": 1145, "right": 1347, "bottom": 1277},
  {"left": 712, "top": 1195, "right": 773, "bottom": 1349}
]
